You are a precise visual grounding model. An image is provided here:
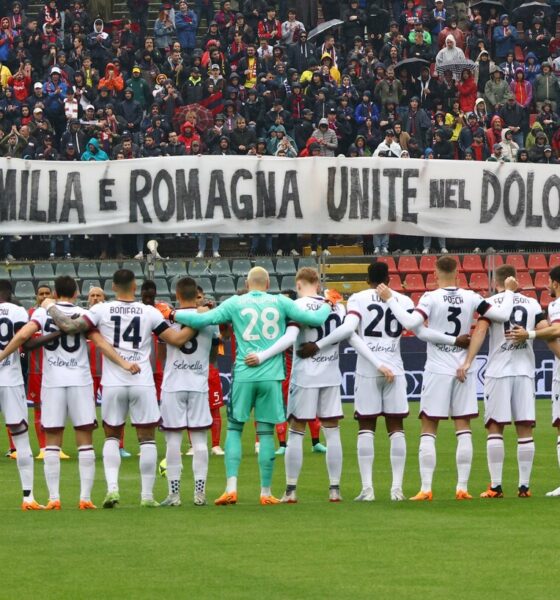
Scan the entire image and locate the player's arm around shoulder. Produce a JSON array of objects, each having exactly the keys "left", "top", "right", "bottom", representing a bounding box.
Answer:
[
  {"left": 0, "top": 318, "right": 39, "bottom": 362},
  {"left": 41, "top": 298, "right": 93, "bottom": 334},
  {"left": 174, "top": 296, "right": 234, "bottom": 328},
  {"left": 281, "top": 293, "right": 331, "bottom": 327}
]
